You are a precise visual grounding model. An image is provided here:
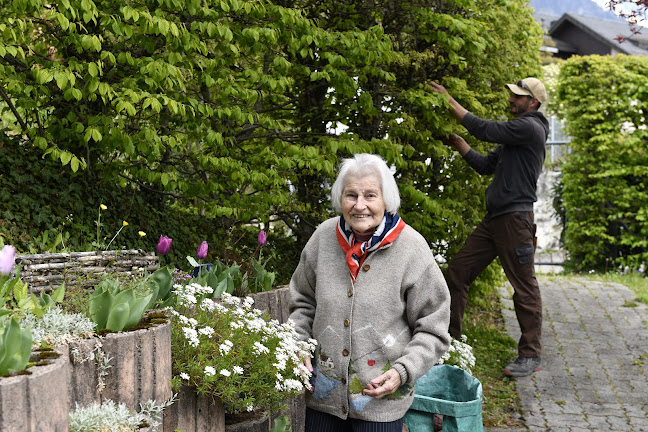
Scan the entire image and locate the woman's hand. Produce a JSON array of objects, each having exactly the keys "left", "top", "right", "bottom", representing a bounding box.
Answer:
[
  {"left": 362, "top": 368, "right": 402, "bottom": 399},
  {"left": 304, "top": 357, "right": 315, "bottom": 393},
  {"left": 303, "top": 356, "right": 313, "bottom": 372}
]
